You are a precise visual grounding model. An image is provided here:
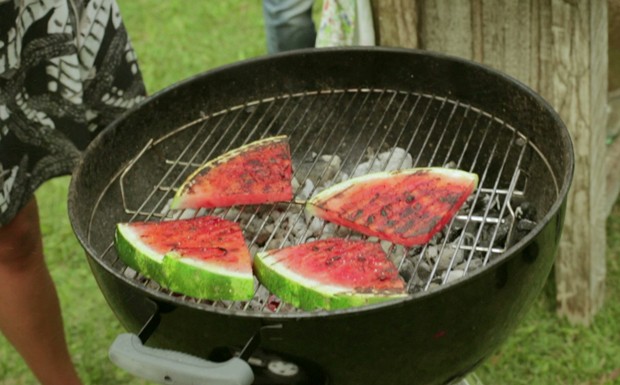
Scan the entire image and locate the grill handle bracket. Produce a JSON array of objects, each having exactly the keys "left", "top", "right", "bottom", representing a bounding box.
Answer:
[
  {"left": 135, "top": 297, "right": 176, "bottom": 344},
  {"left": 109, "top": 333, "right": 254, "bottom": 385},
  {"left": 239, "top": 323, "right": 283, "bottom": 360},
  {"left": 137, "top": 307, "right": 161, "bottom": 344}
]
